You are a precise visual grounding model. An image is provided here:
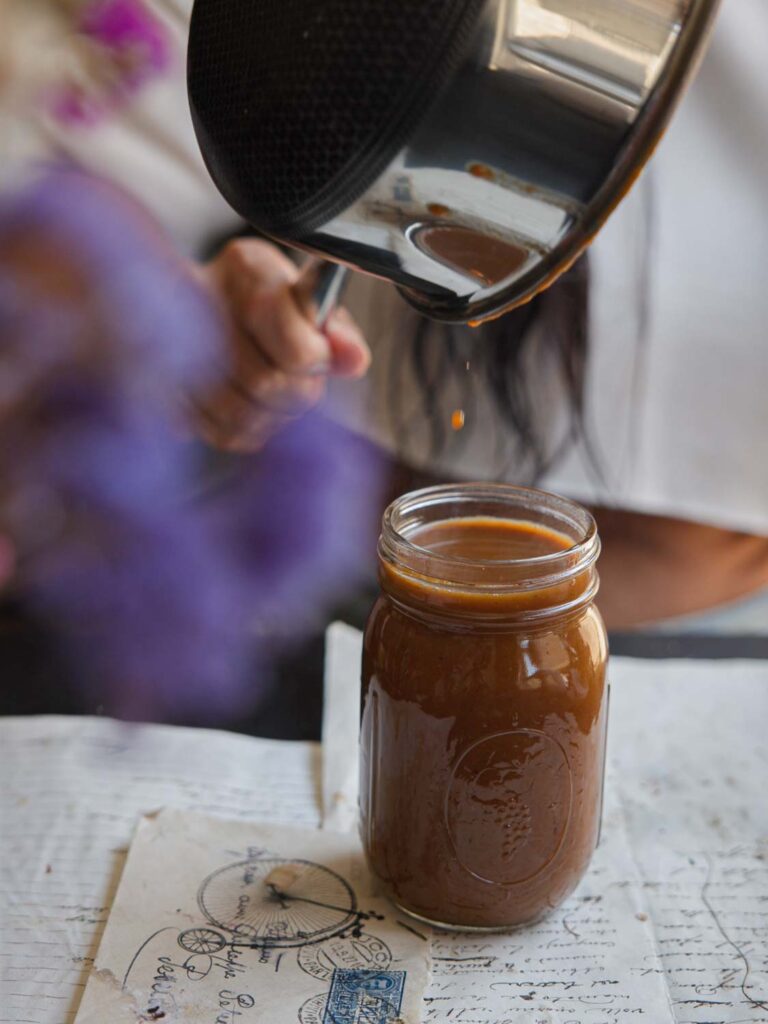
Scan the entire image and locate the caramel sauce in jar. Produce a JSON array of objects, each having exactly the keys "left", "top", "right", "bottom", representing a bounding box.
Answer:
[{"left": 361, "top": 484, "right": 608, "bottom": 930}]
